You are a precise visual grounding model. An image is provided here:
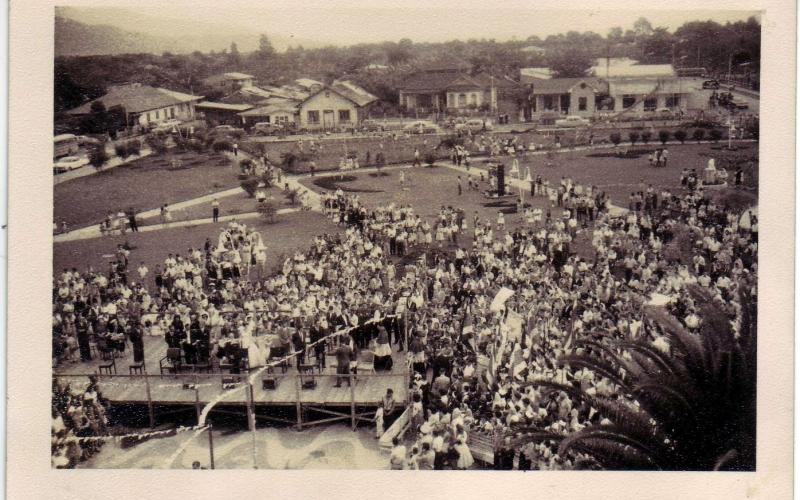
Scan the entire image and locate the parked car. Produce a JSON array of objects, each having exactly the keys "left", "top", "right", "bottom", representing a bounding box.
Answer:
[
  {"left": 214, "top": 124, "right": 244, "bottom": 135},
  {"left": 730, "top": 100, "right": 749, "bottom": 110},
  {"left": 75, "top": 135, "right": 101, "bottom": 146},
  {"left": 403, "top": 120, "right": 440, "bottom": 134},
  {"left": 463, "top": 118, "right": 493, "bottom": 132},
  {"left": 53, "top": 156, "right": 89, "bottom": 173},
  {"left": 362, "top": 119, "right": 385, "bottom": 132},
  {"left": 554, "top": 115, "right": 591, "bottom": 128},
  {"left": 702, "top": 79, "right": 721, "bottom": 89},
  {"left": 152, "top": 119, "right": 182, "bottom": 132}
]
